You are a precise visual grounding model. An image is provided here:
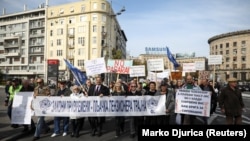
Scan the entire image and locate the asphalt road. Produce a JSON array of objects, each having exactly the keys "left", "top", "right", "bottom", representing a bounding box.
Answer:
[{"left": 0, "top": 88, "right": 250, "bottom": 141}]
